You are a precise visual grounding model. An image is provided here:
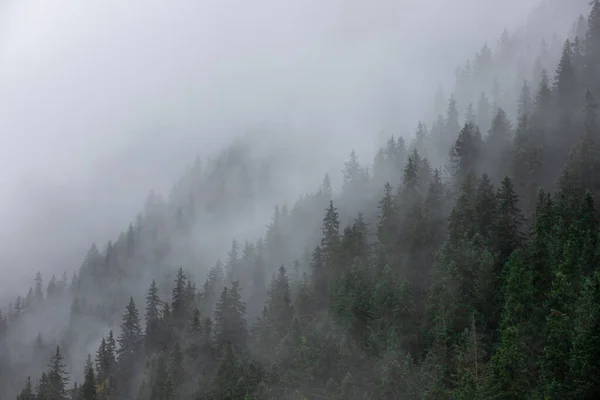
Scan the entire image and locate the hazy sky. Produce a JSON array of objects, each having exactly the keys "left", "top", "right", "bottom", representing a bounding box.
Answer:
[{"left": 0, "top": 0, "right": 544, "bottom": 297}]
